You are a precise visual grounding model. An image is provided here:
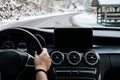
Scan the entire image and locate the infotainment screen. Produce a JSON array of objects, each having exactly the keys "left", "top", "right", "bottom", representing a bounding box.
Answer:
[{"left": 54, "top": 28, "right": 93, "bottom": 52}]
